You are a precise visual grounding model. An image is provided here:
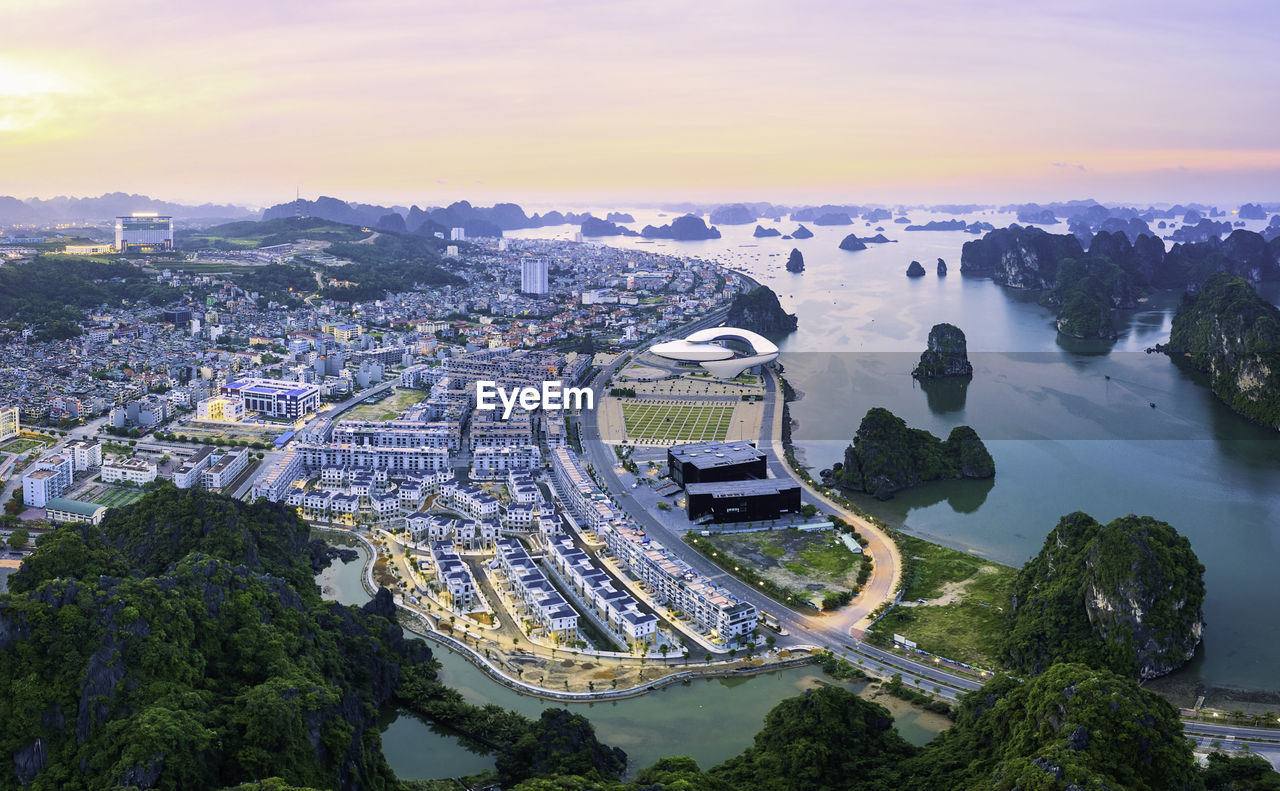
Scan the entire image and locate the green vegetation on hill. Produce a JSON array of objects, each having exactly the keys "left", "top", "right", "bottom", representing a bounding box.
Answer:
[
  {"left": 725, "top": 286, "right": 797, "bottom": 338},
  {"left": 1165, "top": 273, "right": 1280, "bottom": 430},
  {"left": 708, "top": 686, "right": 914, "bottom": 791},
  {"left": 232, "top": 263, "right": 316, "bottom": 303},
  {"left": 511, "top": 665, "right": 1250, "bottom": 791},
  {"left": 176, "top": 217, "right": 372, "bottom": 250},
  {"left": 1046, "top": 256, "right": 1131, "bottom": 339},
  {"left": 321, "top": 233, "right": 465, "bottom": 300},
  {"left": 0, "top": 256, "right": 184, "bottom": 327},
  {"left": 1, "top": 486, "right": 427, "bottom": 790},
  {"left": 829, "top": 408, "right": 994, "bottom": 499},
  {"left": 1004, "top": 511, "right": 1205, "bottom": 680},
  {"left": 902, "top": 663, "right": 1197, "bottom": 791}
]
